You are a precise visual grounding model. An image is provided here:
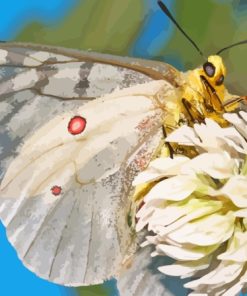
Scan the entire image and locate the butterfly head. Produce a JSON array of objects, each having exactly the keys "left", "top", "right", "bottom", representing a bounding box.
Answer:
[{"left": 203, "top": 55, "right": 226, "bottom": 88}]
